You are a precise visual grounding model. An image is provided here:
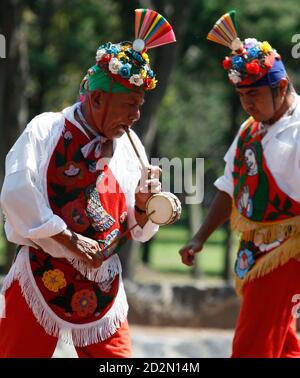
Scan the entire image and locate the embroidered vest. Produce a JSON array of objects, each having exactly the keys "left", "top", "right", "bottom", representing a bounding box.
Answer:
[
  {"left": 231, "top": 119, "right": 300, "bottom": 293},
  {"left": 29, "top": 119, "right": 129, "bottom": 324}
]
